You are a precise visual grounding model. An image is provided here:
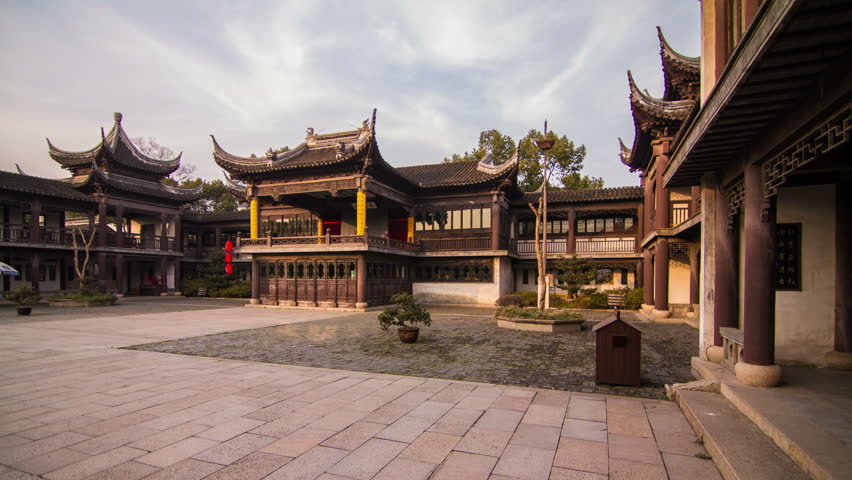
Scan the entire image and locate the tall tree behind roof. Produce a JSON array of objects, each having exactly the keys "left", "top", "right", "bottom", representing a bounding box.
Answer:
[{"left": 444, "top": 128, "right": 600, "bottom": 191}]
